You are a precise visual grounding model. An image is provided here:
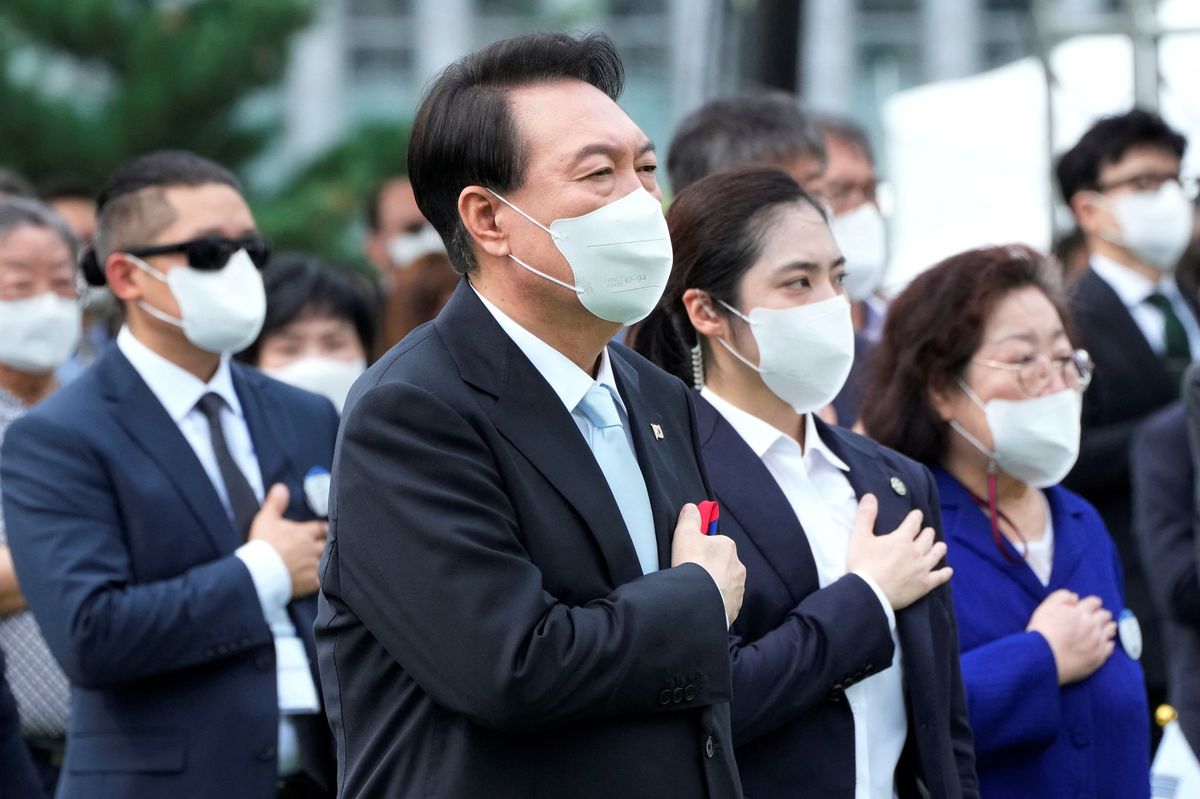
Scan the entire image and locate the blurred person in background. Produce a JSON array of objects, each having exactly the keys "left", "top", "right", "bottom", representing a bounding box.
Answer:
[
  {"left": 39, "top": 177, "right": 116, "bottom": 383},
  {"left": 1131, "top": 378, "right": 1200, "bottom": 789},
  {"left": 635, "top": 165, "right": 977, "bottom": 799},
  {"left": 0, "top": 168, "right": 35, "bottom": 200},
  {"left": 1056, "top": 109, "right": 1199, "bottom": 722},
  {"left": 667, "top": 92, "right": 826, "bottom": 194},
  {"left": 862, "top": 244, "right": 1149, "bottom": 799},
  {"left": 811, "top": 113, "right": 889, "bottom": 342},
  {"left": 237, "top": 253, "right": 376, "bottom": 413},
  {"left": 363, "top": 176, "right": 457, "bottom": 354},
  {"left": 2, "top": 151, "right": 336, "bottom": 799},
  {"left": 1051, "top": 227, "right": 1092, "bottom": 285},
  {"left": 0, "top": 197, "right": 81, "bottom": 796}
]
